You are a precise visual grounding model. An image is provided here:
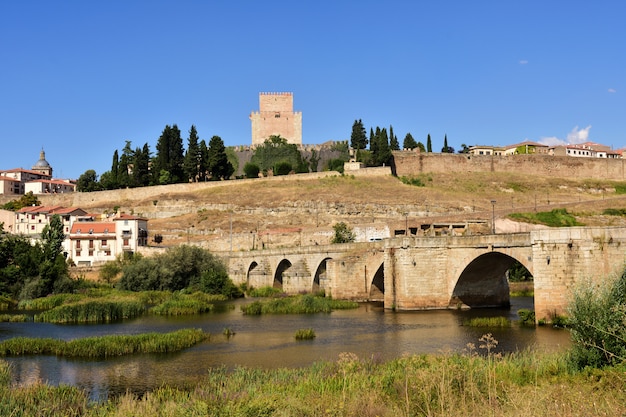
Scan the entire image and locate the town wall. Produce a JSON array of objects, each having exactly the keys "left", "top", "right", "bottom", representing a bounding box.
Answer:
[{"left": 392, "top": 151, "right": 626, "bottom": 180}]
